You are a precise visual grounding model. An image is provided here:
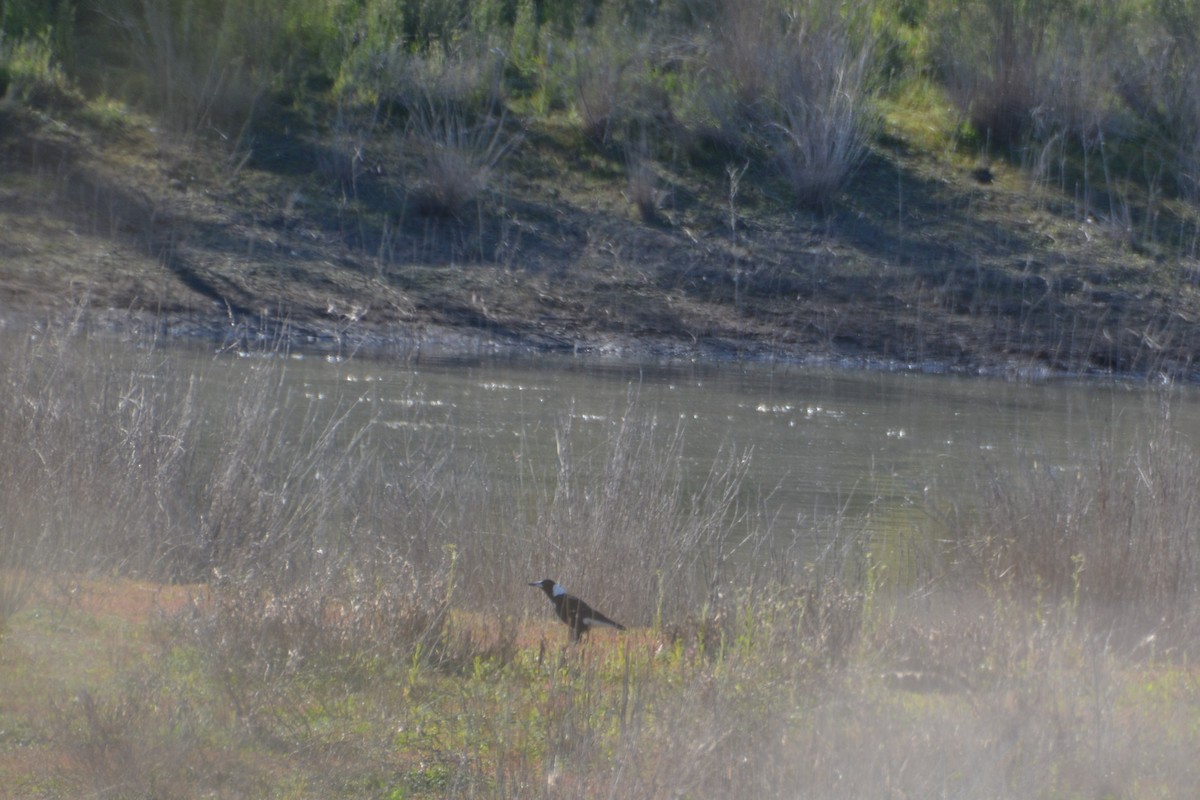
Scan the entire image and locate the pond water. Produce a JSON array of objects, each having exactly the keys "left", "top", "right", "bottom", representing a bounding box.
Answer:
[{"left": 165, "top": 342, "right": 1200, "bottom": 559}]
